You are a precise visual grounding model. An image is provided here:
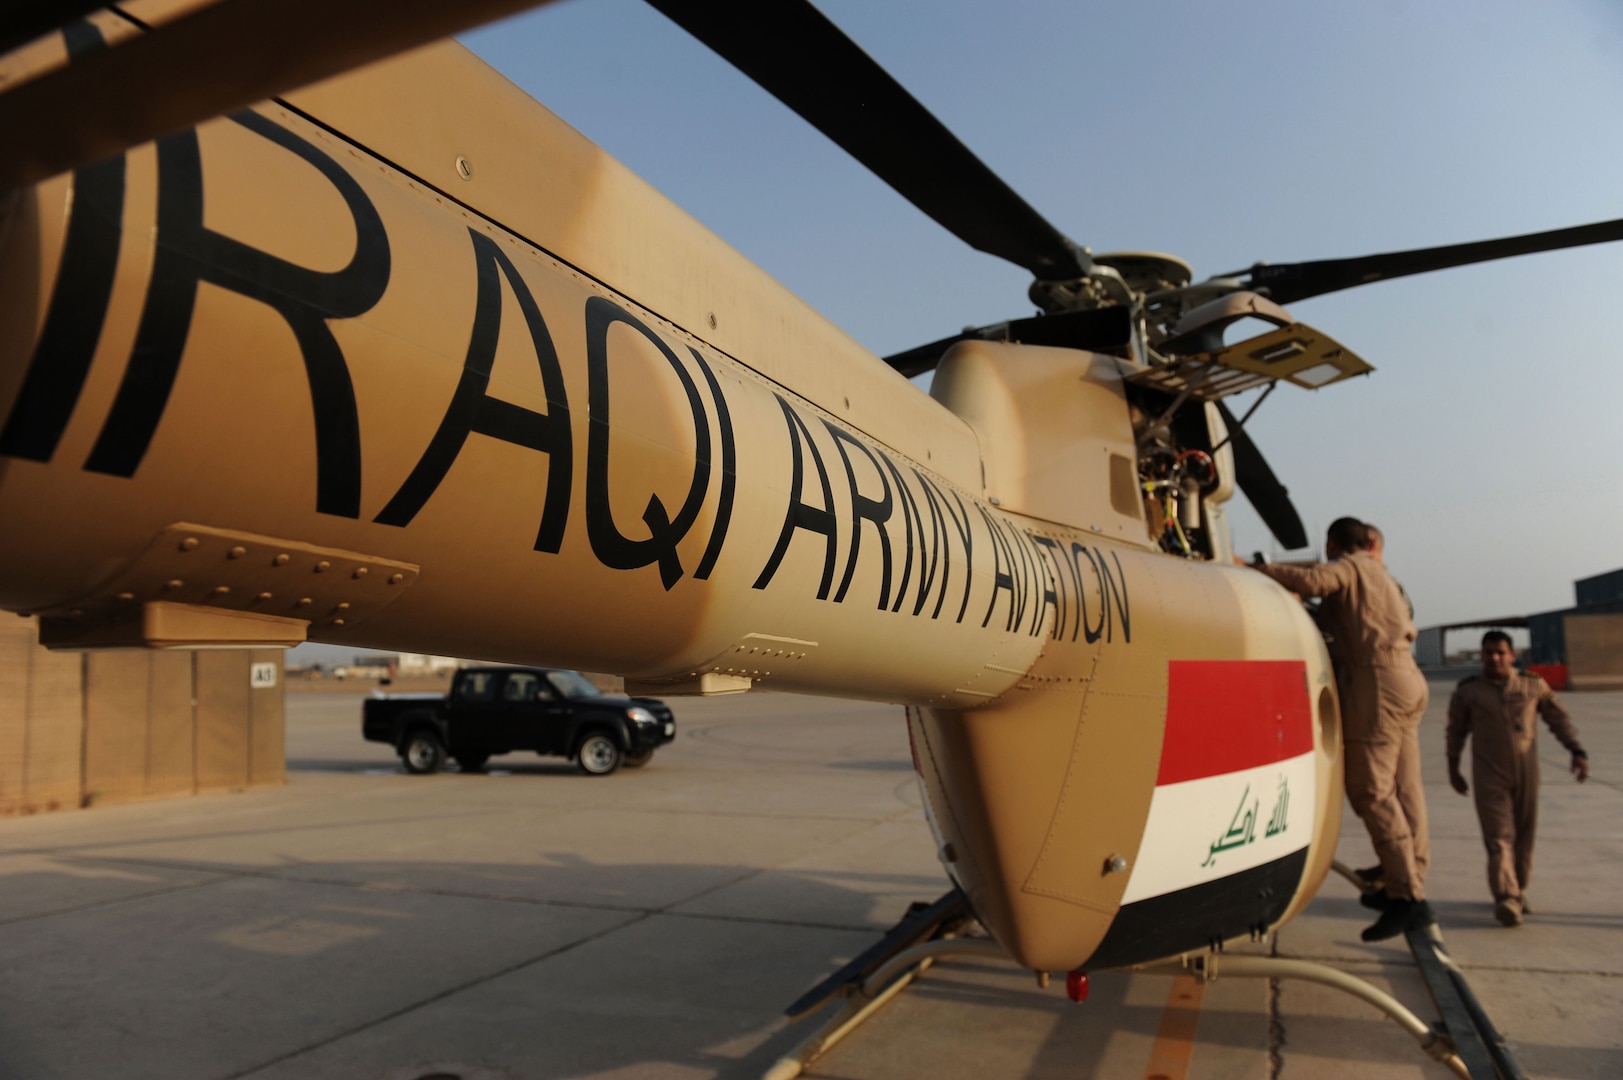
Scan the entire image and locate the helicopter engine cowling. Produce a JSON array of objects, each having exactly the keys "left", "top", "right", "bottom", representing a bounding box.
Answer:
[
  {"left": 906, "top": 555, "right": 1343, "bottom": 972},
  {"left": 915, "top": 340, "right": 1343, "bottom": 972}
]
